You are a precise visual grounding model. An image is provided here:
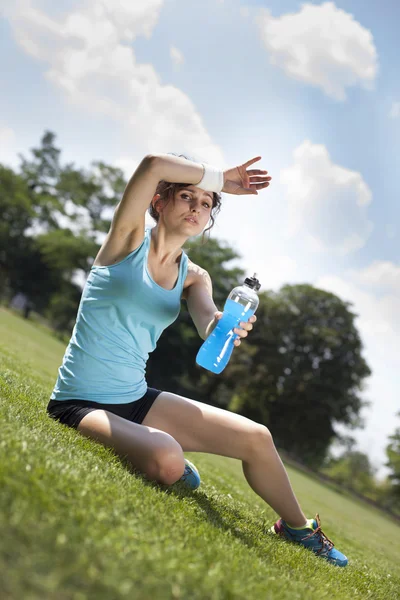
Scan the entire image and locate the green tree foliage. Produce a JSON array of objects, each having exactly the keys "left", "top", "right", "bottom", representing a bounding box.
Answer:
[
  {"left": 19, "top": 130, "right": 65, "bottom": 228},
  {"left": 57, "top": 161, "right": 126, "bottom": 234},
  {"left": 0, "top": 165, "right": 35, "bottom": 298},
  {"left": 322, "top": 450, "right": 376, "bottom": 497},
  {"left": 36, "top": 230, "right": 98, "bottom": 274},
  {"left": 19, "top": 130, "right": 126, "bottom": 237},
  {"left": 0, "top": 165, "right": 34, "bottom": 239},
  {"left": 386, "top": 415, "right": 400, "bottom": 503},
  {"left": 226, "top": 284, "right": 372, "bottom": 467},
  {"left": 44, "top": 283, "right": 83, "bottom": 334},
  {"left": 35, "top": 230, "right": 98, "bottom": 325},
  {"left": 1, "top": 131, "right": 127, "bottom": 320}
]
